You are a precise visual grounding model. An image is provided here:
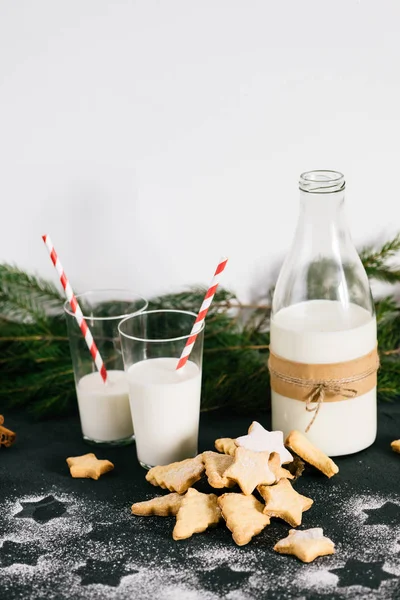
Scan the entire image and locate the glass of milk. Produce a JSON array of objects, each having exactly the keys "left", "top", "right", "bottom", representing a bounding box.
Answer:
[
  {"left": 118, "top": 310, "right": 204, "bottom": 469},
  {"left": 270, "top": 171, "right": 377, "bottom": 457},
  {"left": 64, "top": 290, "right": 148, "bottom": 445}
]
